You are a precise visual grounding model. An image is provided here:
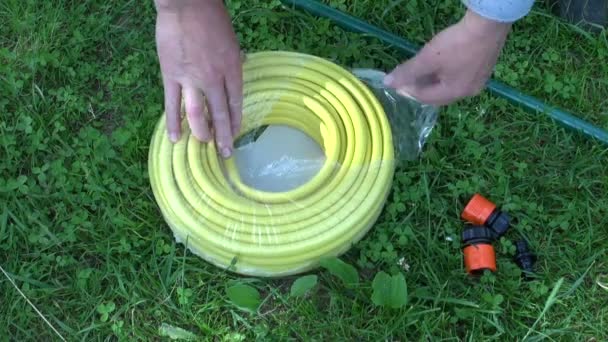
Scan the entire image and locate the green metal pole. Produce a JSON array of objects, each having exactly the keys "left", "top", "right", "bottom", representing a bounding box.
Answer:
[{"left": 281, "top": 0, "right": 608, "bottom": 146}]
